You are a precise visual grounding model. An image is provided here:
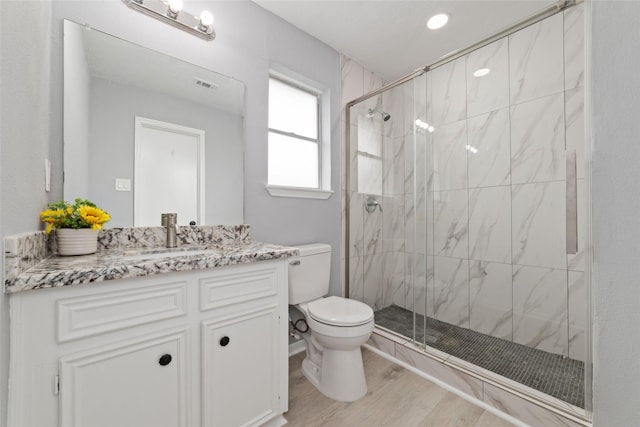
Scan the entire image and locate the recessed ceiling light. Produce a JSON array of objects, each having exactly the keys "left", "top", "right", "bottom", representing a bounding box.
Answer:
[
  {"left": 473, "top": 68, "right": 491, "bottom": 77},
  {"left": 427, "top": 13, "right": 449, "bottom": 30}
]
